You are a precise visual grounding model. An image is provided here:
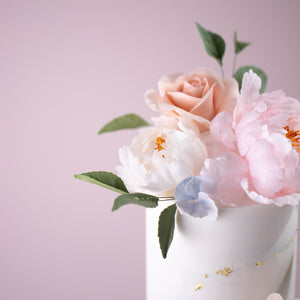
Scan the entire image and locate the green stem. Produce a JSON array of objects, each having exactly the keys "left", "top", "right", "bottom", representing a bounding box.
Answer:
[
  {"left": 232, "top": 54, "right": 237, "bottom": 75},
  {"left": 158, "top": 197, "right": 176, "bottom": 202},
  {"left": 220, "top": 64, "right": 224, "bottom": 78}
]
